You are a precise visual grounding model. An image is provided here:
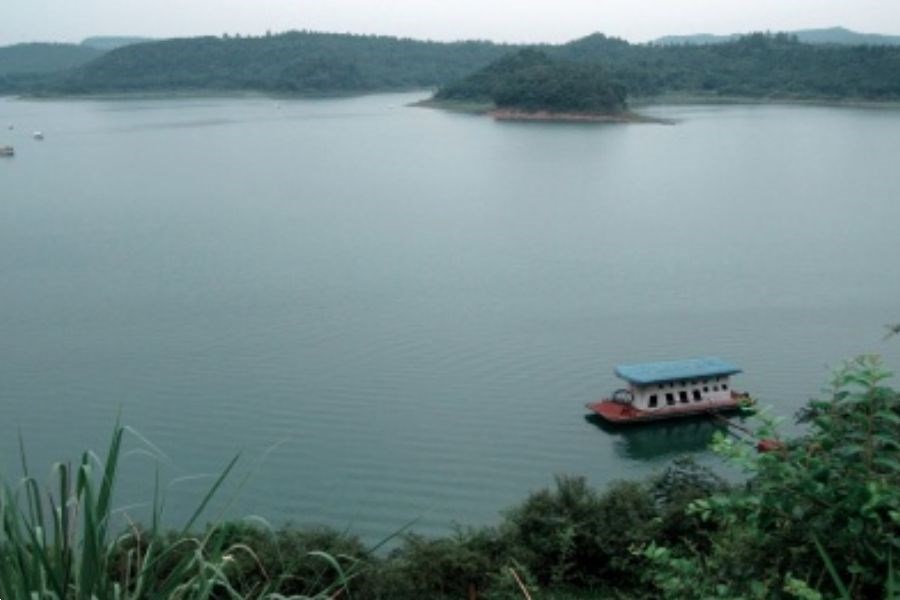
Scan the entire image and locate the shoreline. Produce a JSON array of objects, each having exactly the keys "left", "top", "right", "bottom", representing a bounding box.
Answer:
[
  {"left": 631, "top": 92, "right": 900, "bottom": 110},
  {"left": 6, "top": 89, "right": 900, "bottom": 114},
  {"left": 1, "top": 87, "right": 433, "bottom": 102},
  {"left": 416, "top": 94, "right": 900, "bottom": 120},
  {"left": 413, "top": 98, "right": 672, "bottom": 123},
  {"left": 489, "top": 108, "right": 672, "bottom": 124}
]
